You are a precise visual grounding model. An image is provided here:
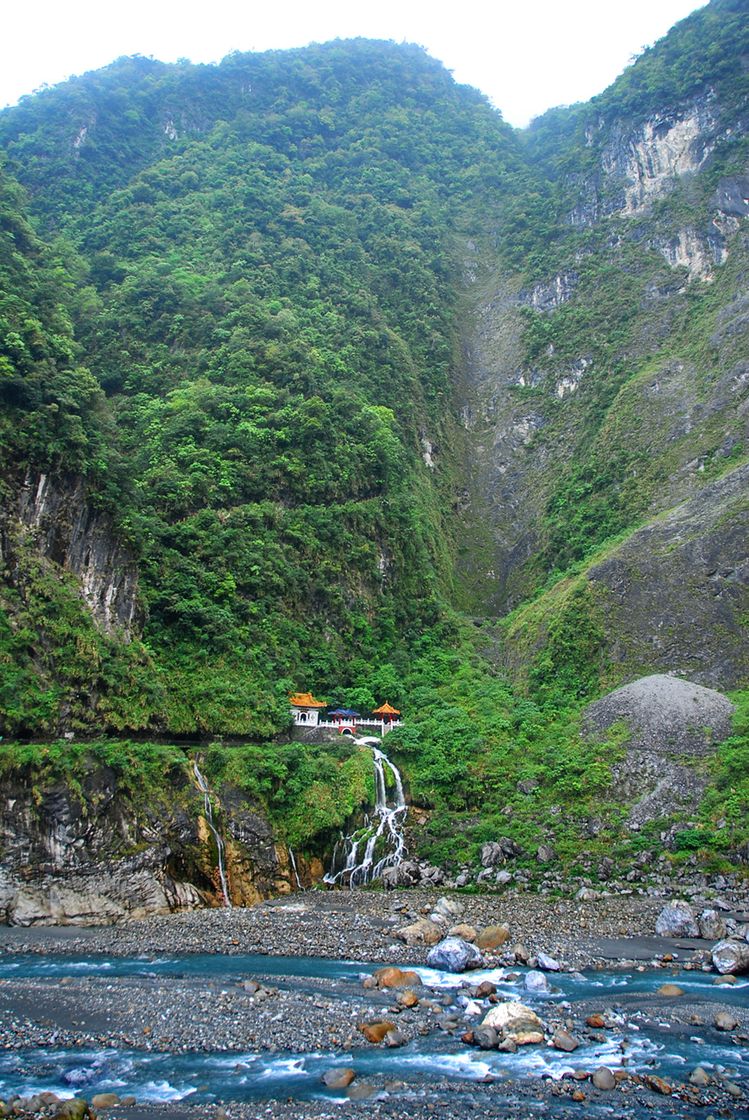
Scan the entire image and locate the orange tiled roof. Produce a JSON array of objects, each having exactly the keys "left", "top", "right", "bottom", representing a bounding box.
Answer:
[
  {"left": 372, "top": 701, "right": 400, "bottom": 715},
  {"left": 289, "top": 691, "right": 326, "bottom": 708}
]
